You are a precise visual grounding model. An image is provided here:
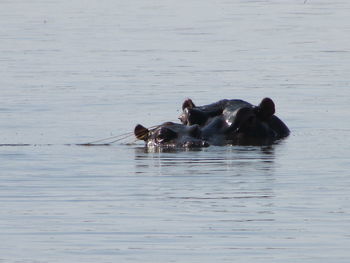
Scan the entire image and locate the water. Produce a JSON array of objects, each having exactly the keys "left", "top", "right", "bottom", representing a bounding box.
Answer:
[{"left": 1, "top": 0, "right": 350, "bottom": 262}]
